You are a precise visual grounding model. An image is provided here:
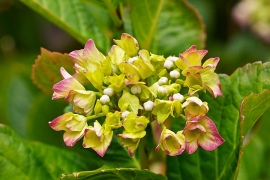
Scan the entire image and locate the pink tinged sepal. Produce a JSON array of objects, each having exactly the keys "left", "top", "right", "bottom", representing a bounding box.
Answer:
[
  {"left": 63, "top": 128, "right": 86, "bottom": 146},
  {"left": 52, "top": 73, "right": 85, "bottom": 100},
  {"left": 182, "top": 96, "right": 209, "bottom": 121},
  {"left": 65, "top": 90, "right": 96, "bottom": 115},
  {"left": 183, "top": 116, "right": 224, "bottom": 154},
  {"left": 176, "top": 45, "right": 208, "bottom": 70},
  {"left": 114, "top": 33, "right": 139, "bottom": 57},
  {"left": 155, "top": 128, "right": 185, "bottom": 156},
  {"left": 48, "top": 112, "right": 74, "bottom": 131},
  {"left": 69, "top": 39, "right": 105, "bottom": 72},
  {"left": 203, "top": 57, "right": 220, "bottom": 68},
  {"left": 83, "top": 121, "right": 113, "bottom": 157}
]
